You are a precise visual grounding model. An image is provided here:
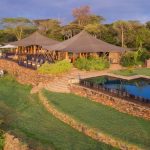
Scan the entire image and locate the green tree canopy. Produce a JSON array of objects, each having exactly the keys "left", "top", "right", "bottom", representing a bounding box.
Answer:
[{"left": 0, "top": 17, "right": 33, "bottom": 40}]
